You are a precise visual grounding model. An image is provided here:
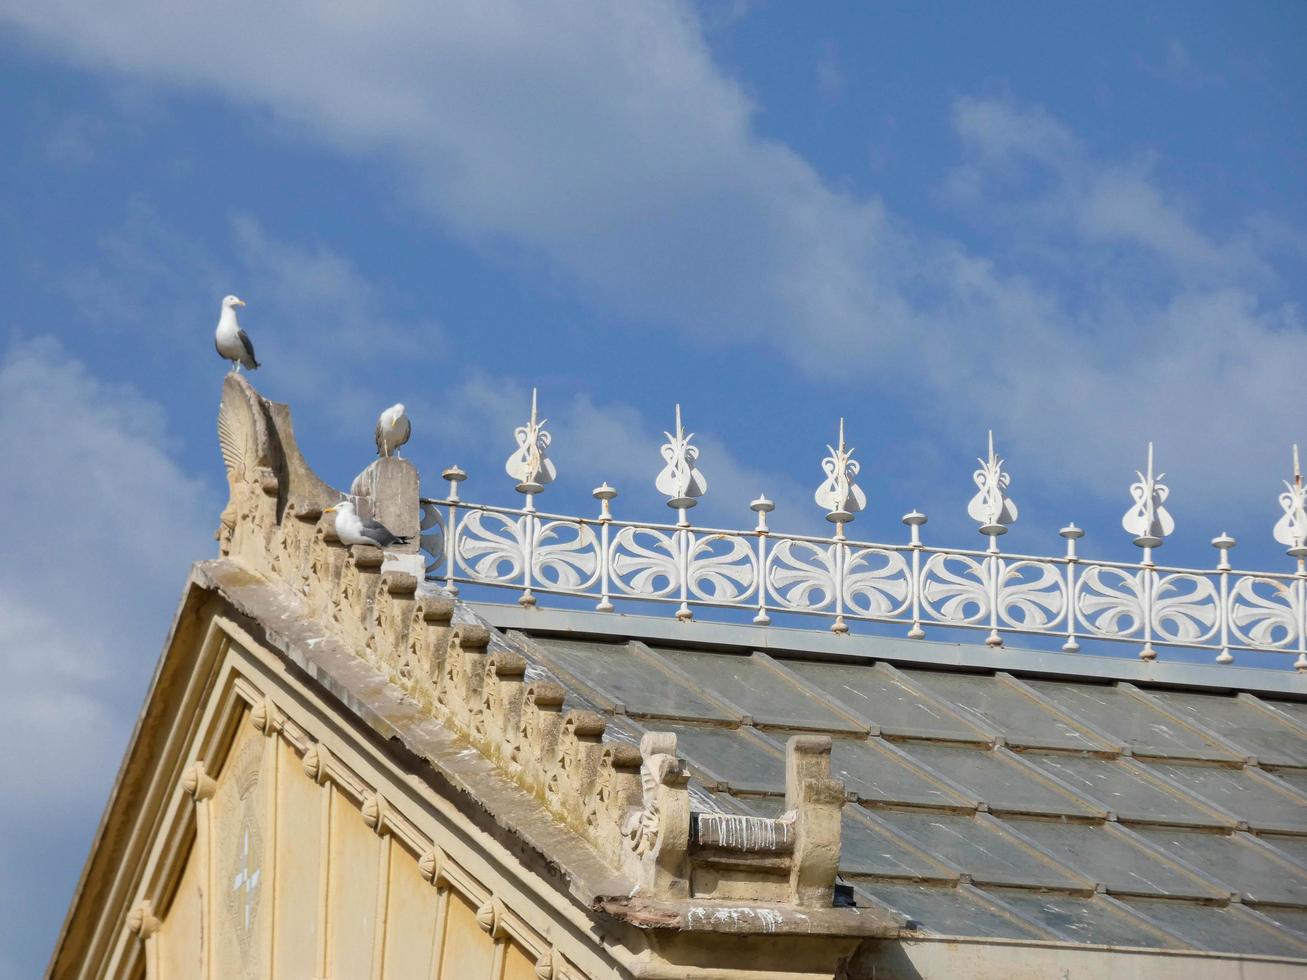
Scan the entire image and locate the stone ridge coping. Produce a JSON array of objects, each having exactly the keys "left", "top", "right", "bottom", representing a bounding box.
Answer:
[
  {"left": 471, "top": 603, "right": 1307, "bottom": 699},
  {"left": 194, "top": 560, "right": 901, "bottom": 940}
]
